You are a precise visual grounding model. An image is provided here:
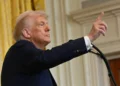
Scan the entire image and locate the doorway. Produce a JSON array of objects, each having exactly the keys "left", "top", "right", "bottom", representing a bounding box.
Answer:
[{"left": 109, "top": 58, "right": 120, "bottom": 86}]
